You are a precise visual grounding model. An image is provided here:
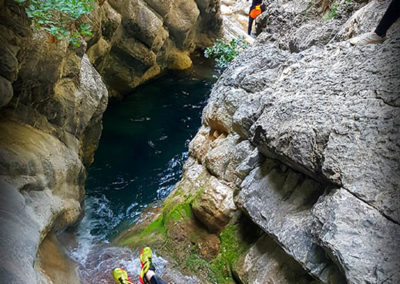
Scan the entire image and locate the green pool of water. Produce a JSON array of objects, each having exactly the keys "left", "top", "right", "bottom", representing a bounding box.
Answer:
[{"left": 82, "top": 60, "right": 217, "bottom": 242}]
